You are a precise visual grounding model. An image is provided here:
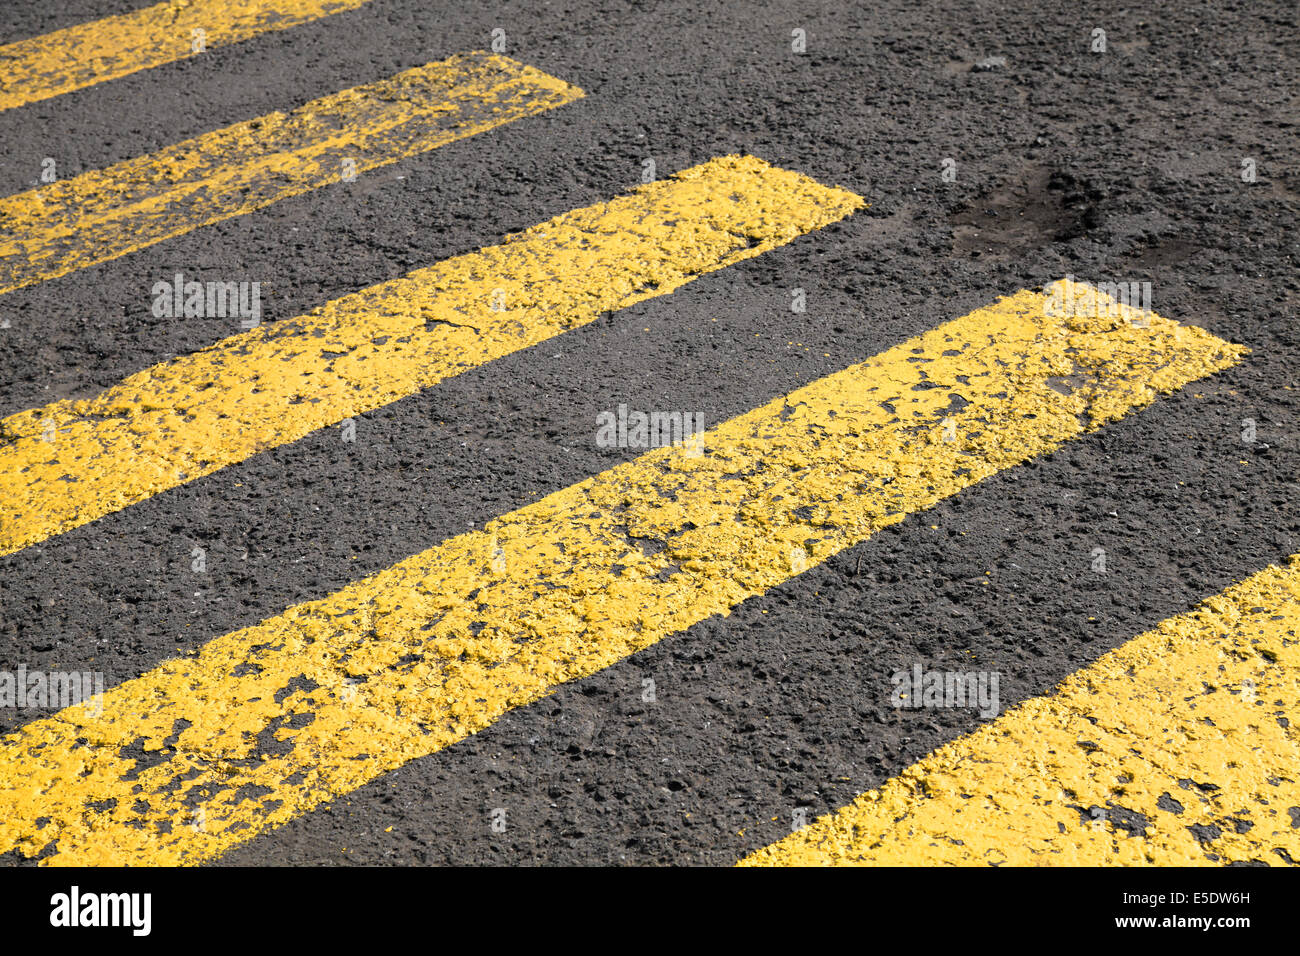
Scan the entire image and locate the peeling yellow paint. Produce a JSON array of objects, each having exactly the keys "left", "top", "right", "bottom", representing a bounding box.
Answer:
[
  {"left": 0, "top": 51, "right": 581, "bottom": 295},
  {"left": 741, "top": 554, "right": 1300, "bottom": 867},
  {"left": 0, "top": 0, "right": 374, "bottom": 112},
  {"left": 0, "top": 156, "right": 861, "bottom": 556},
  {"left": 0, "top": 282, "right": 1241, "bottom": 865}
]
